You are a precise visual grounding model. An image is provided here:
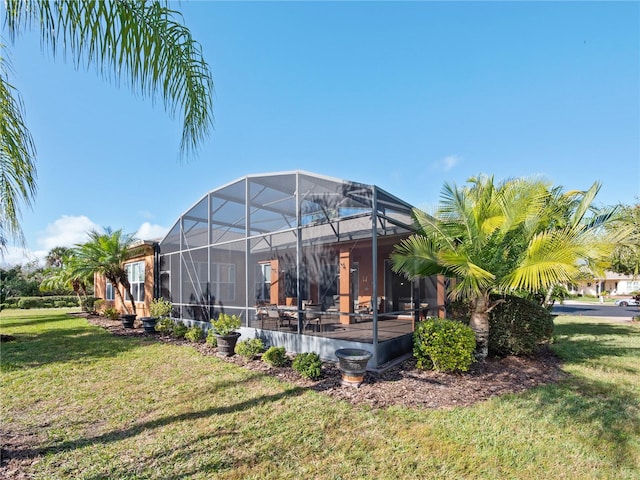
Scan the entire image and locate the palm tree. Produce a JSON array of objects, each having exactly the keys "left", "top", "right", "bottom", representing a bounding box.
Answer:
[
  {"left": 608, "top": 203, "right": 640, "bottom": 277},
  {"left": 391, "top": 175, "right": 618, "bottom": 360},
  {"left": 45, "top": 246, "right": 73, "bottom": 269},
  {"left": 73, "top": 228, "right": 138, "bottom": 315},
  {"left": 1, "top": 0, "right": 214, "bottom": 250},
  {"left": 41, "top": 251, "right": 91, "bottom": 306}
]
